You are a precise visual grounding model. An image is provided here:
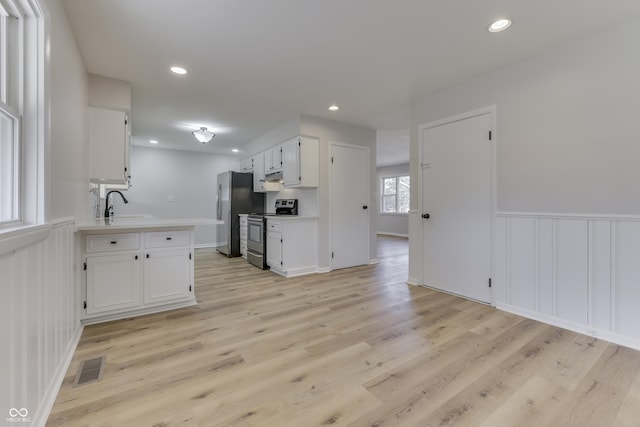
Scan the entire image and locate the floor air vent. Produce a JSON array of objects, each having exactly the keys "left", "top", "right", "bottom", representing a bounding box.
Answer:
[{"left": 73, "top": 356, "right": 105, "bottom": 386}]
